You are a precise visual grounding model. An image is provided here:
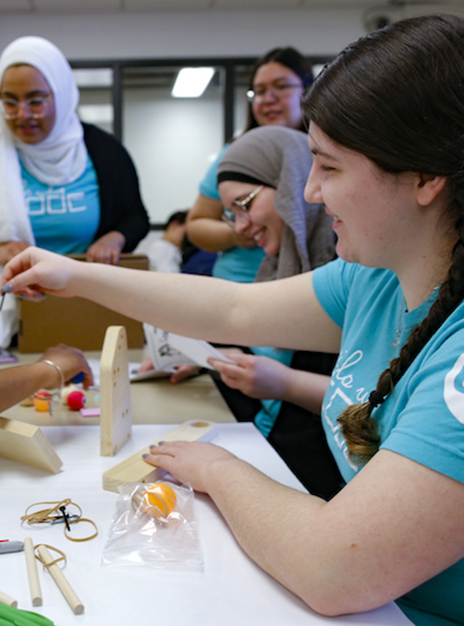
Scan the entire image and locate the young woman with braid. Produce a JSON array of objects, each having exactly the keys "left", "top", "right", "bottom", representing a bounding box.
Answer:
[{"left": 2, "top": 15, "right": 464, "bottom": 624}]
